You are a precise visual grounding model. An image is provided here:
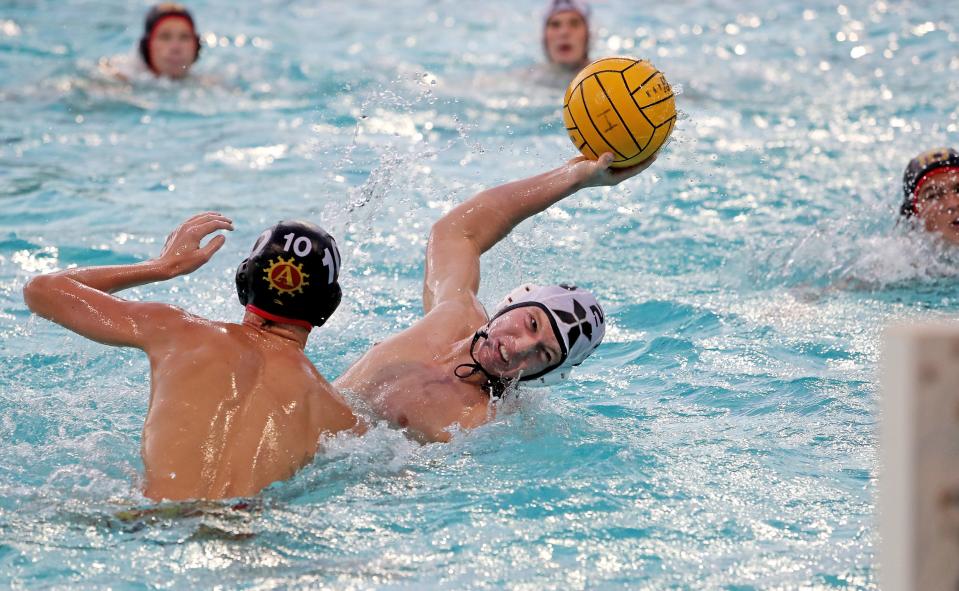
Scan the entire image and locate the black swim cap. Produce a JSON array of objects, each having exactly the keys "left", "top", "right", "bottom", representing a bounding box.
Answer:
[
  {"left": 139, "top": 3, "right": 201, "bottom": 72},
  {"left": 235, "top": 221, "right": 342, "bottom": 330},
  {"left": 901, "top": 147, "right": 959, "bottom": 217}
]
